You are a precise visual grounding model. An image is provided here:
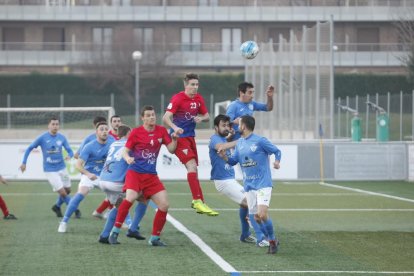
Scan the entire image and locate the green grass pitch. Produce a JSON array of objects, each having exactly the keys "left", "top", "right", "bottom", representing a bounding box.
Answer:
[{"left": 1, "top": 180, "right": 414, "bottom": 275}]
